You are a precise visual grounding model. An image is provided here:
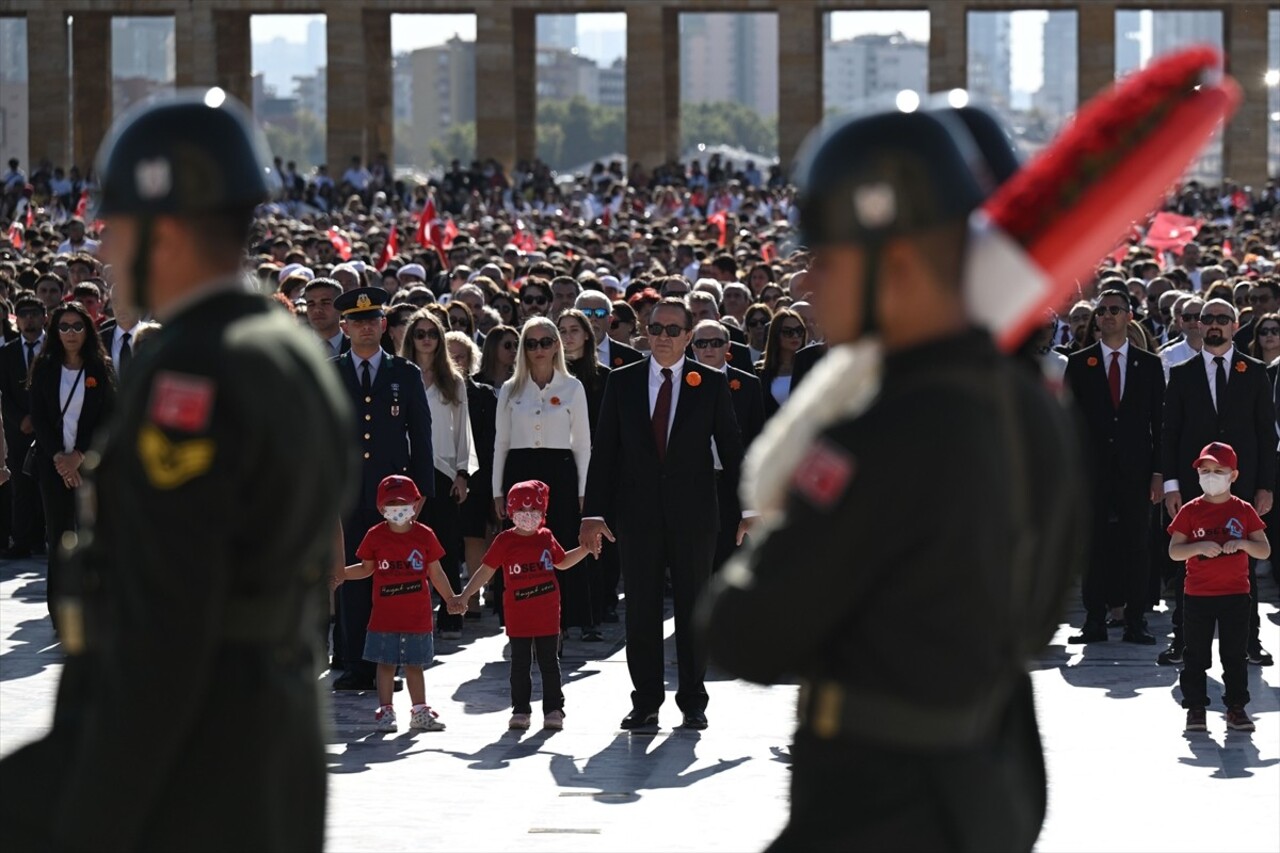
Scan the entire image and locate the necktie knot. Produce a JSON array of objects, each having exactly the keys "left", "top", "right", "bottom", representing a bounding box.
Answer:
[
  {"left": 1214, "top": 356, "right": 1224, "bottom": 366},
  {"left": 661, "top": 368, "right": 672, "bottom": 382}
]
